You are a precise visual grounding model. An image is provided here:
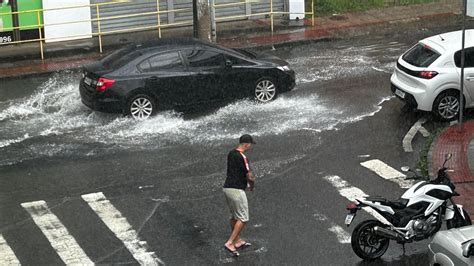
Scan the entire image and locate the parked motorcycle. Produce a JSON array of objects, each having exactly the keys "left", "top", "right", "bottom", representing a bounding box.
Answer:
[{"left": 345, "top": 154, "right": 472, "bottom": 260}]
